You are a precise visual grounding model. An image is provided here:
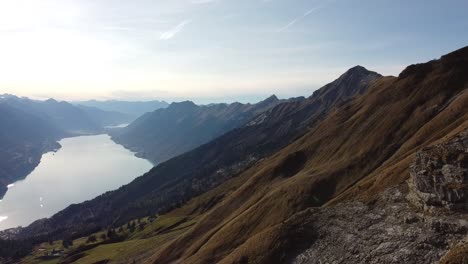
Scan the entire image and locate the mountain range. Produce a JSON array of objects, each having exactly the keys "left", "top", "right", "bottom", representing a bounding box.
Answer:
[
  {"left": 0, "top": 95, "right": 132, "bottom": 198},
  {"left": 111, "top": 95, "right": 292, "bottom": 164},
  {"left": 75, "top": 100, "right": 169, "bottom": 120},
  {"left": 7, "top": 61, "right": 383, "bottom": 240},
  {"left": 0, "top": 46, "right": 467, "bottom": 264}
]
